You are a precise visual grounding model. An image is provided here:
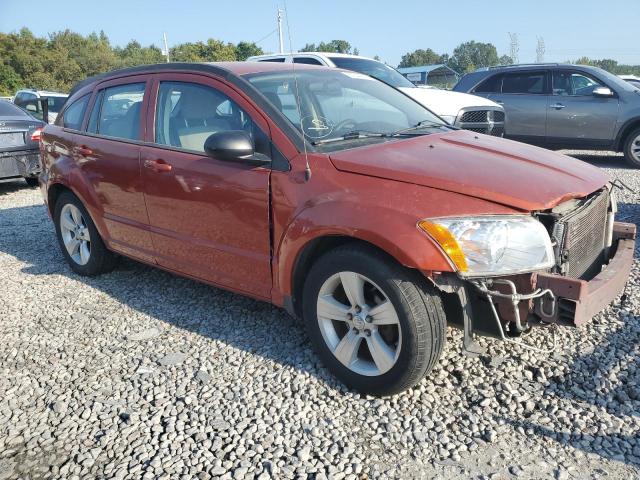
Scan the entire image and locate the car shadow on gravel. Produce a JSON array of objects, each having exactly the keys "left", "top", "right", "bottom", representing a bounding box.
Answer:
[
  {"left": 561, "top": 151, "right": 632, "bottom": 170},
  {"left": 0, "top": 178, "right": 33, "bottom": 196},
  {"left": 0, "top": 201, "right": 336, "bottom": 388}
]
